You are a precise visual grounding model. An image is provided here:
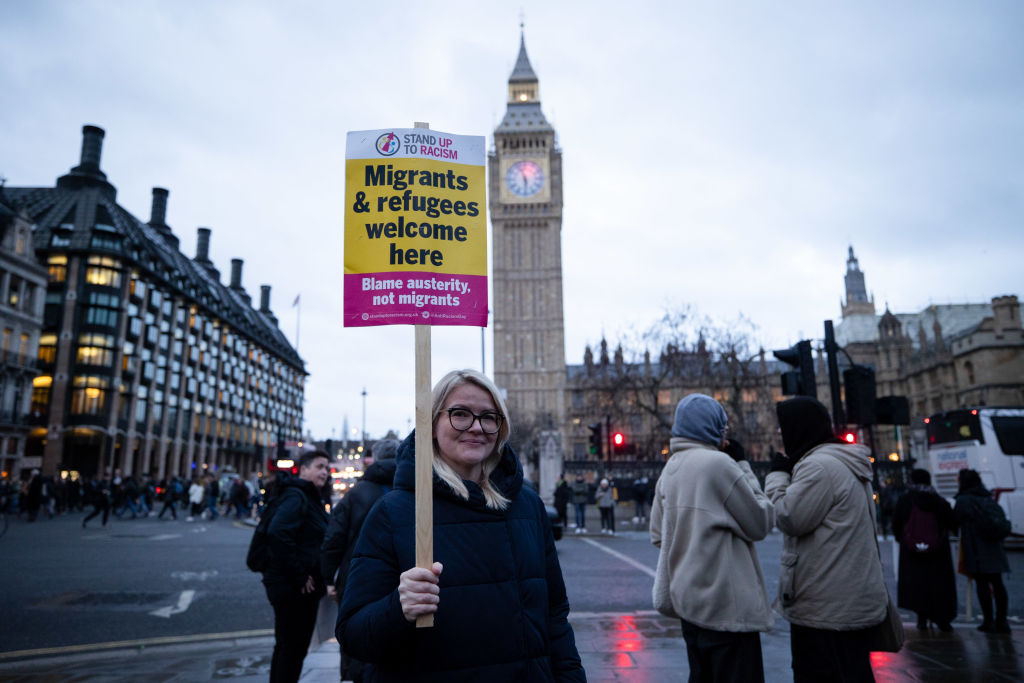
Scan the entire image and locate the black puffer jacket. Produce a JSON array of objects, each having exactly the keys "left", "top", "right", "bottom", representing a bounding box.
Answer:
[
  {"left": 320, "top": 459, "right": 397, "bottom": 596},
  {"left": 263, "top": 478, "right": 329, "bottom": 594},
  {"left": 955, "top": 485, "right": 1010, "bottom": 574},
  {"left": 337, "top": 431, "right": 585, "bottom": 682}
]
